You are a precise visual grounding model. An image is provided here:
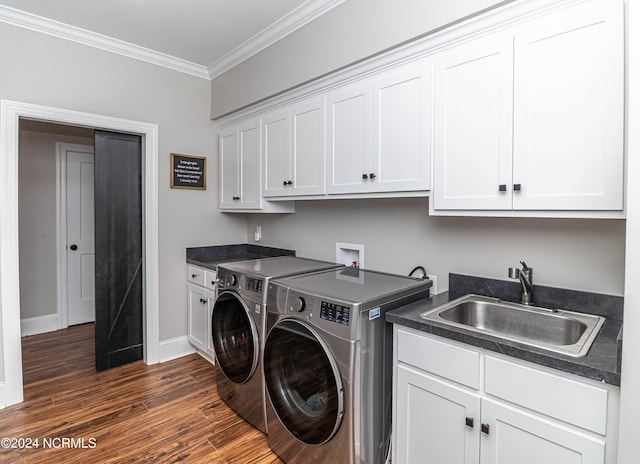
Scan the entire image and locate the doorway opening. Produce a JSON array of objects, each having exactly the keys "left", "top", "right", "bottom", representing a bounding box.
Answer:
[{"left": 1, "top": 100, "right": 160, "bottom": 407}]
